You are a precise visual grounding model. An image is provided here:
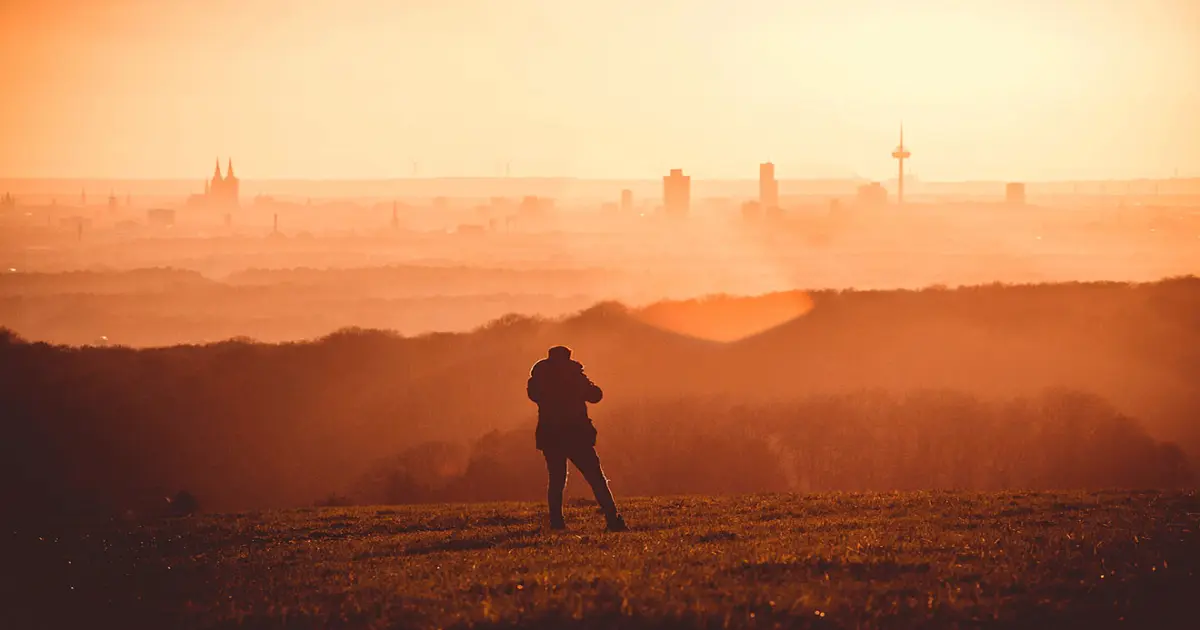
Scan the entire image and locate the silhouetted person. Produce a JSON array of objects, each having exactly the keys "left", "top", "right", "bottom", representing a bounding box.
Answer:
[{"left": 527, "top": 345, "right": 627, "bottom": 532}]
